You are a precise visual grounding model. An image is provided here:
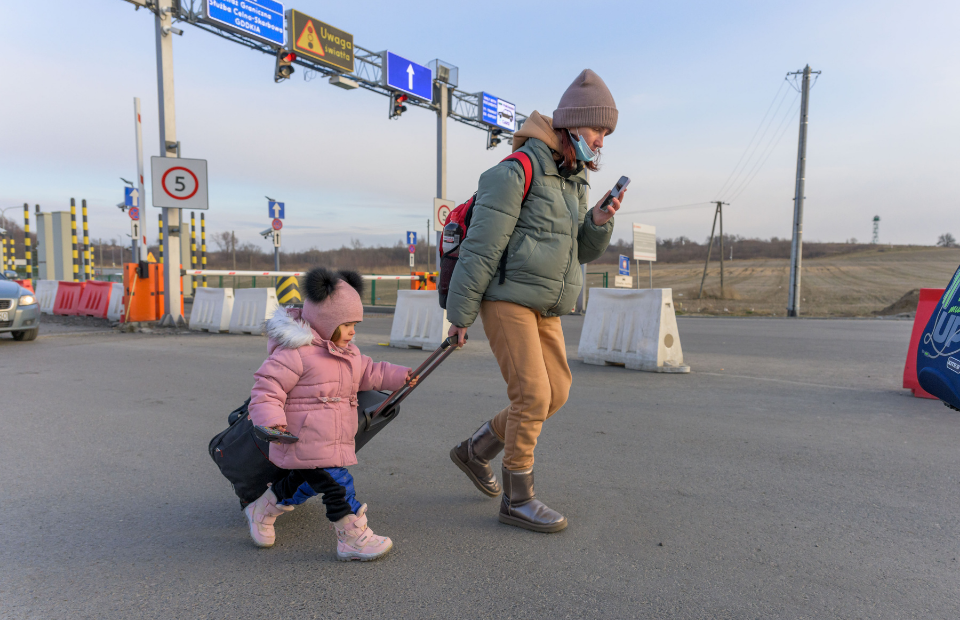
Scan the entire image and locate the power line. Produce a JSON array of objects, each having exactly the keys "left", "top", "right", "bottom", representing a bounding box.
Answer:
[
  {"left": 618, "top": 201, "right": 715, "bottom": 216},
  {"left": 717, "top": 83, "right": 793, "bottom": 202},
  {"left": 714, "top": 80, "right": 788, "bottom": 199},
  {"left": 725, "top": 92, "right": 801, "bottom": 202}
]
